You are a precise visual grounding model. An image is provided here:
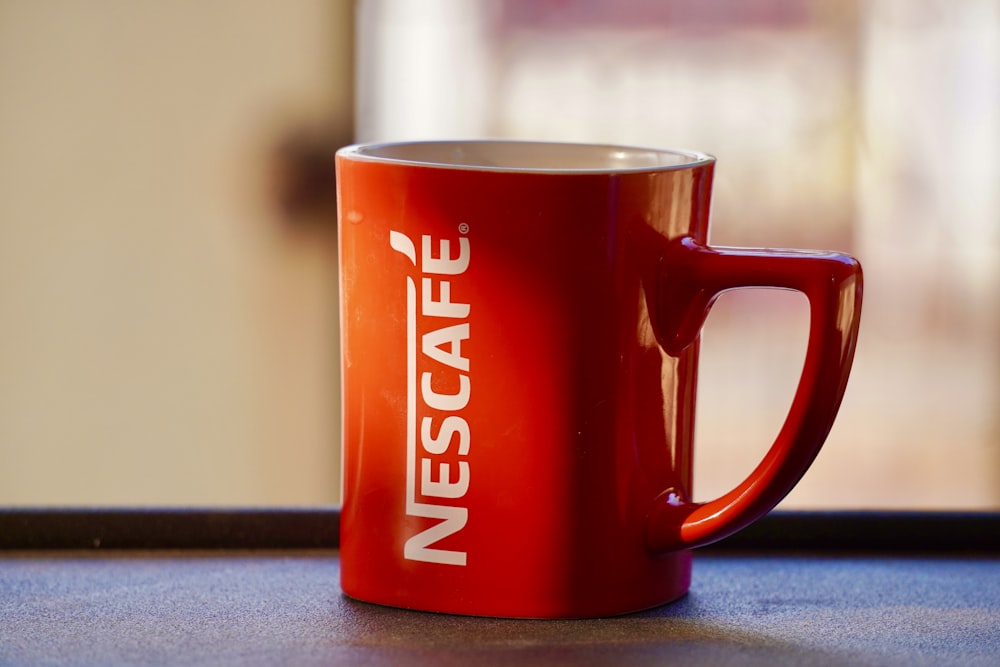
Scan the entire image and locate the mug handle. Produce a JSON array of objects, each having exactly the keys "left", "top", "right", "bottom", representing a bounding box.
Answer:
[{"left": 645, "top": 236, "right": 863, "bottom": 554}]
